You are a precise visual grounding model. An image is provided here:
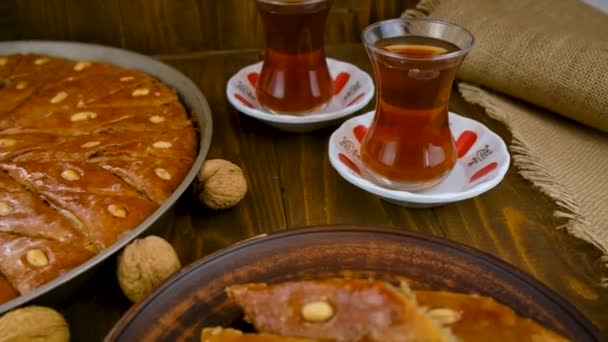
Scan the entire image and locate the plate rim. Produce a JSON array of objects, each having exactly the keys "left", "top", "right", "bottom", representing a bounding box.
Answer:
[
  {"left": 0, "top": 40, "right": 213, "bottom": 313},
  {"left": 328, "top": 110, "right": 511, "bottom": 204},
  {"left": 226, "top": 58, "right": 375, "bottom": 125},
  {"left": 106, "top": 225, "right": 599, "bottom": 340}
]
